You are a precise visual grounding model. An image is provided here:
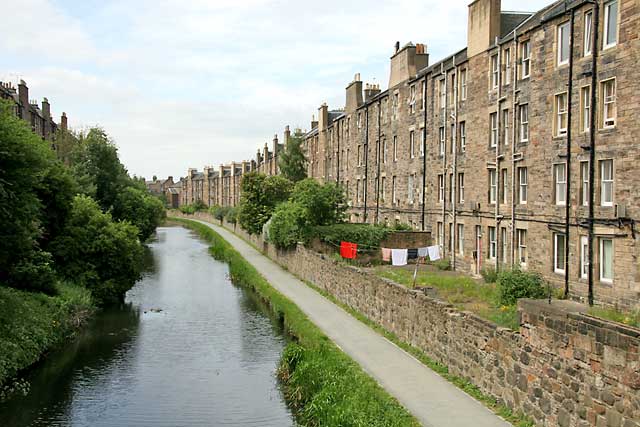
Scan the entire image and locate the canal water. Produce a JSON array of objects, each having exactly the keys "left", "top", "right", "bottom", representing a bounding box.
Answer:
[{"left": 0, "top": 226, "right": 295, "bottom": 427}]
